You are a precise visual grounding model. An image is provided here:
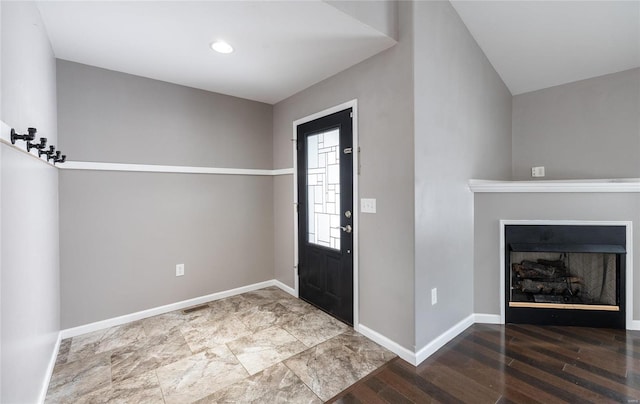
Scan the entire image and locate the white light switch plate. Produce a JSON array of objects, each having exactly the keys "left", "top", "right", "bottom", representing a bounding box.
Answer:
[{"left": 361, "top": 198, "right": 376, "bottom": 213}]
